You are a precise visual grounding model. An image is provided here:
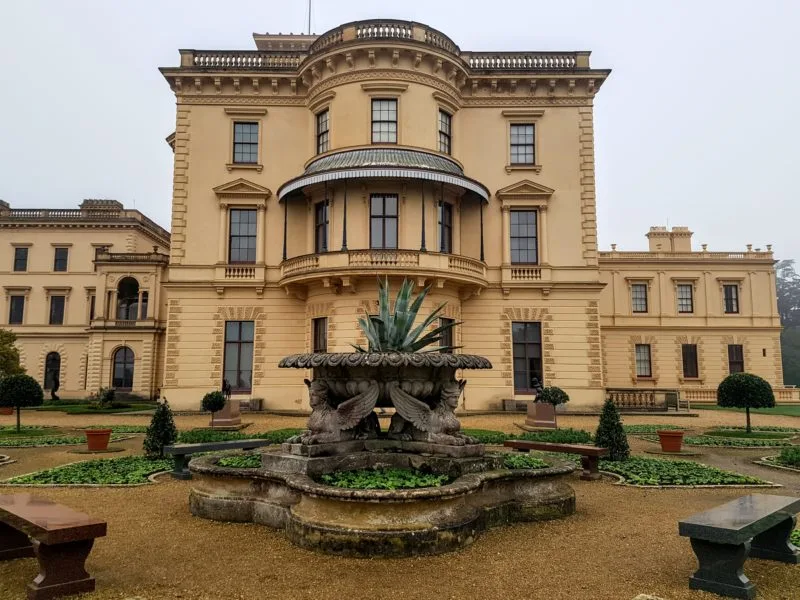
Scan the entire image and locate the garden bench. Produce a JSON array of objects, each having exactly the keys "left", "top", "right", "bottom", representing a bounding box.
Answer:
[
  {"left": 164, "top": 439, "right": 272, "bottom": 479},
  {"left": 503, "top": 440, "right": 608, "bottom": 480},
  {"left": 0, "top": 493, "right": 107, "bottom": 600},
  {"left": 679, "top": 494, "right": 800, "bottom": 599}
]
